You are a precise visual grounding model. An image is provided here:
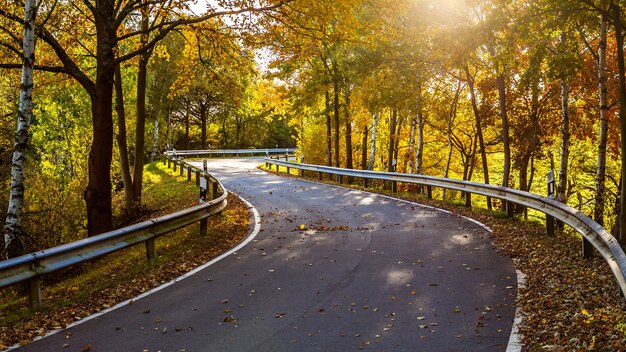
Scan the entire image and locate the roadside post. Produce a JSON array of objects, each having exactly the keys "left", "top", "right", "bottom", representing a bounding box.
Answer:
[{"left": 546, "top": 170, "right": 555, "bottom": 236}]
